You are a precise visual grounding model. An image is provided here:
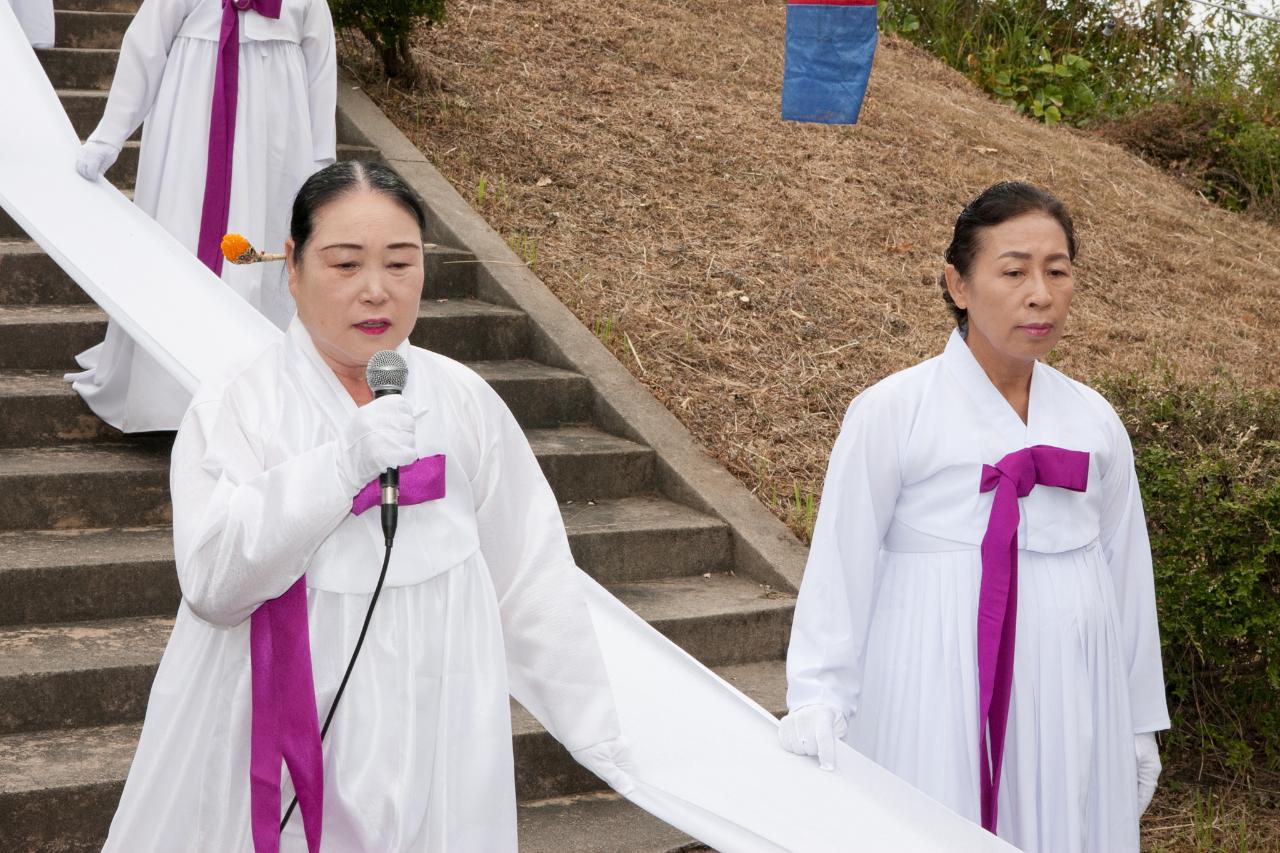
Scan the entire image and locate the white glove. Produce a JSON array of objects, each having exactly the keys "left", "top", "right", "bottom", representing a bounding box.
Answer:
[
  {"left": 335, "top": 394, "right": 418, "bottom": 495},
  {"left": 75, "top": 140, "right": 120, "bottom": 182},
  {"left": 779, "top": 704, "right": 848, "bottom": 771},
  {"left": 1135, "top": 732, "right": 1161, "bottom": 815},
  {"left": 571, "top": 736, "right": 635, "bottom": 796}
]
